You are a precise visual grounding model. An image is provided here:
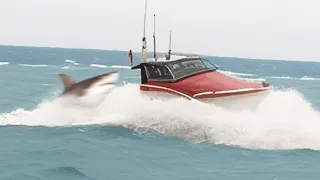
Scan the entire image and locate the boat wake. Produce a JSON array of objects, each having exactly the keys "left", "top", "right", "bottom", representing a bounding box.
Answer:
[{"left": 0, "top": 84, "right": 320, "bottom": 150}]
